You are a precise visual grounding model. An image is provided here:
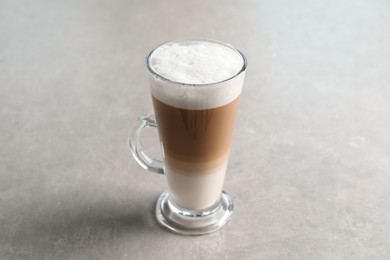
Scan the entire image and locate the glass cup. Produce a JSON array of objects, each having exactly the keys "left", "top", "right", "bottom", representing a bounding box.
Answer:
[{"left": 129, "top": 39, "right": 247, "bottom": 235}]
